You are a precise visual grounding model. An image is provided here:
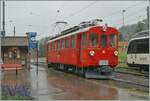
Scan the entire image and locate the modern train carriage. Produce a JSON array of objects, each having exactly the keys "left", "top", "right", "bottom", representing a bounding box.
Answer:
[
  {"left": 127, "top": 30, "right": 149, "bottom": 71},
  {"left": 46, "top": 19, "right": 119, "bottom": 78}
]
